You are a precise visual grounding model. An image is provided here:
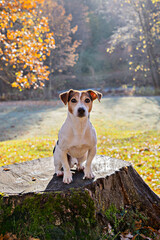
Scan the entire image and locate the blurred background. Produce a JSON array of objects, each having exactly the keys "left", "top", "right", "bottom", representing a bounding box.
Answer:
[{"left": 0, "top": 0, "right": 160, "bottom": 100}]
